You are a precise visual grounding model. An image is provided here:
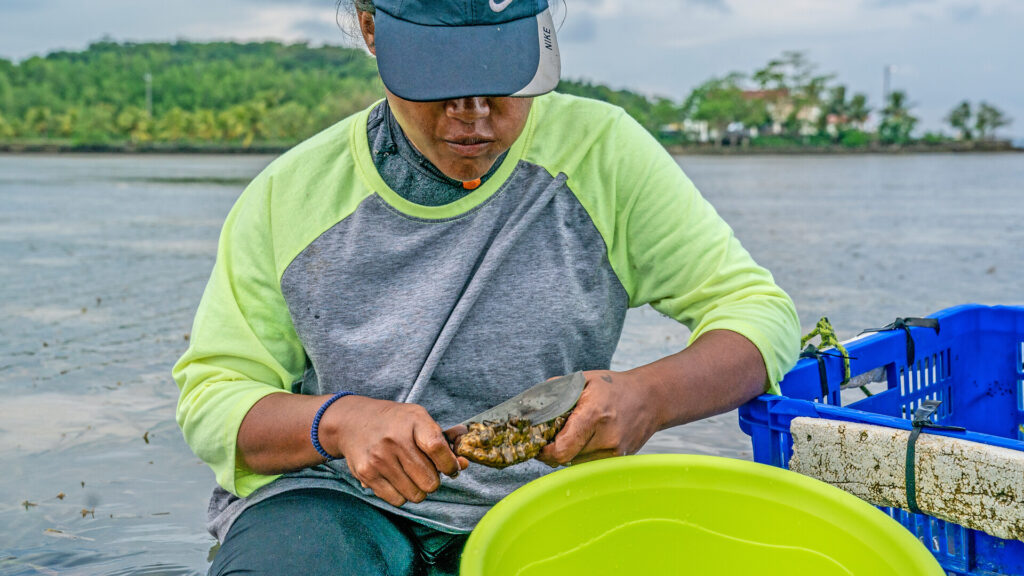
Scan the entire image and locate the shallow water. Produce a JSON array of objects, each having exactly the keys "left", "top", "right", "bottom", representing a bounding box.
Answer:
[{"left": 1, "top": 152, "right": 1022, "bottom": 574}]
